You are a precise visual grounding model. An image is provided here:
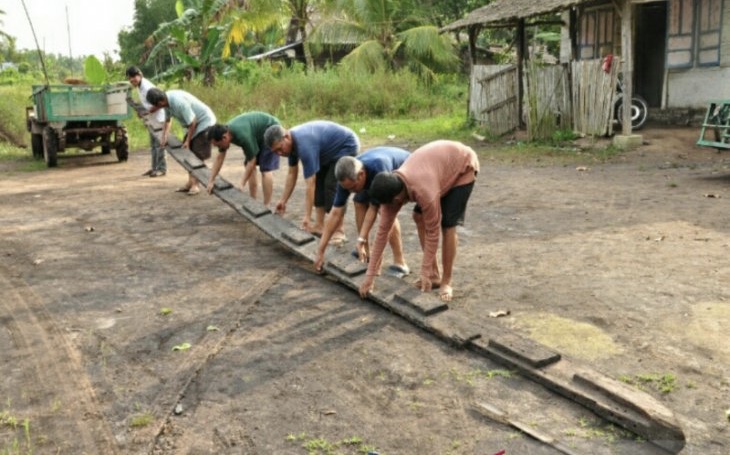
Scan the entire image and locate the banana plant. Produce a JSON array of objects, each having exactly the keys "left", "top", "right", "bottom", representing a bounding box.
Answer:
[{"left": 144, "top": 0, "right": 232, "bottom": 85}]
